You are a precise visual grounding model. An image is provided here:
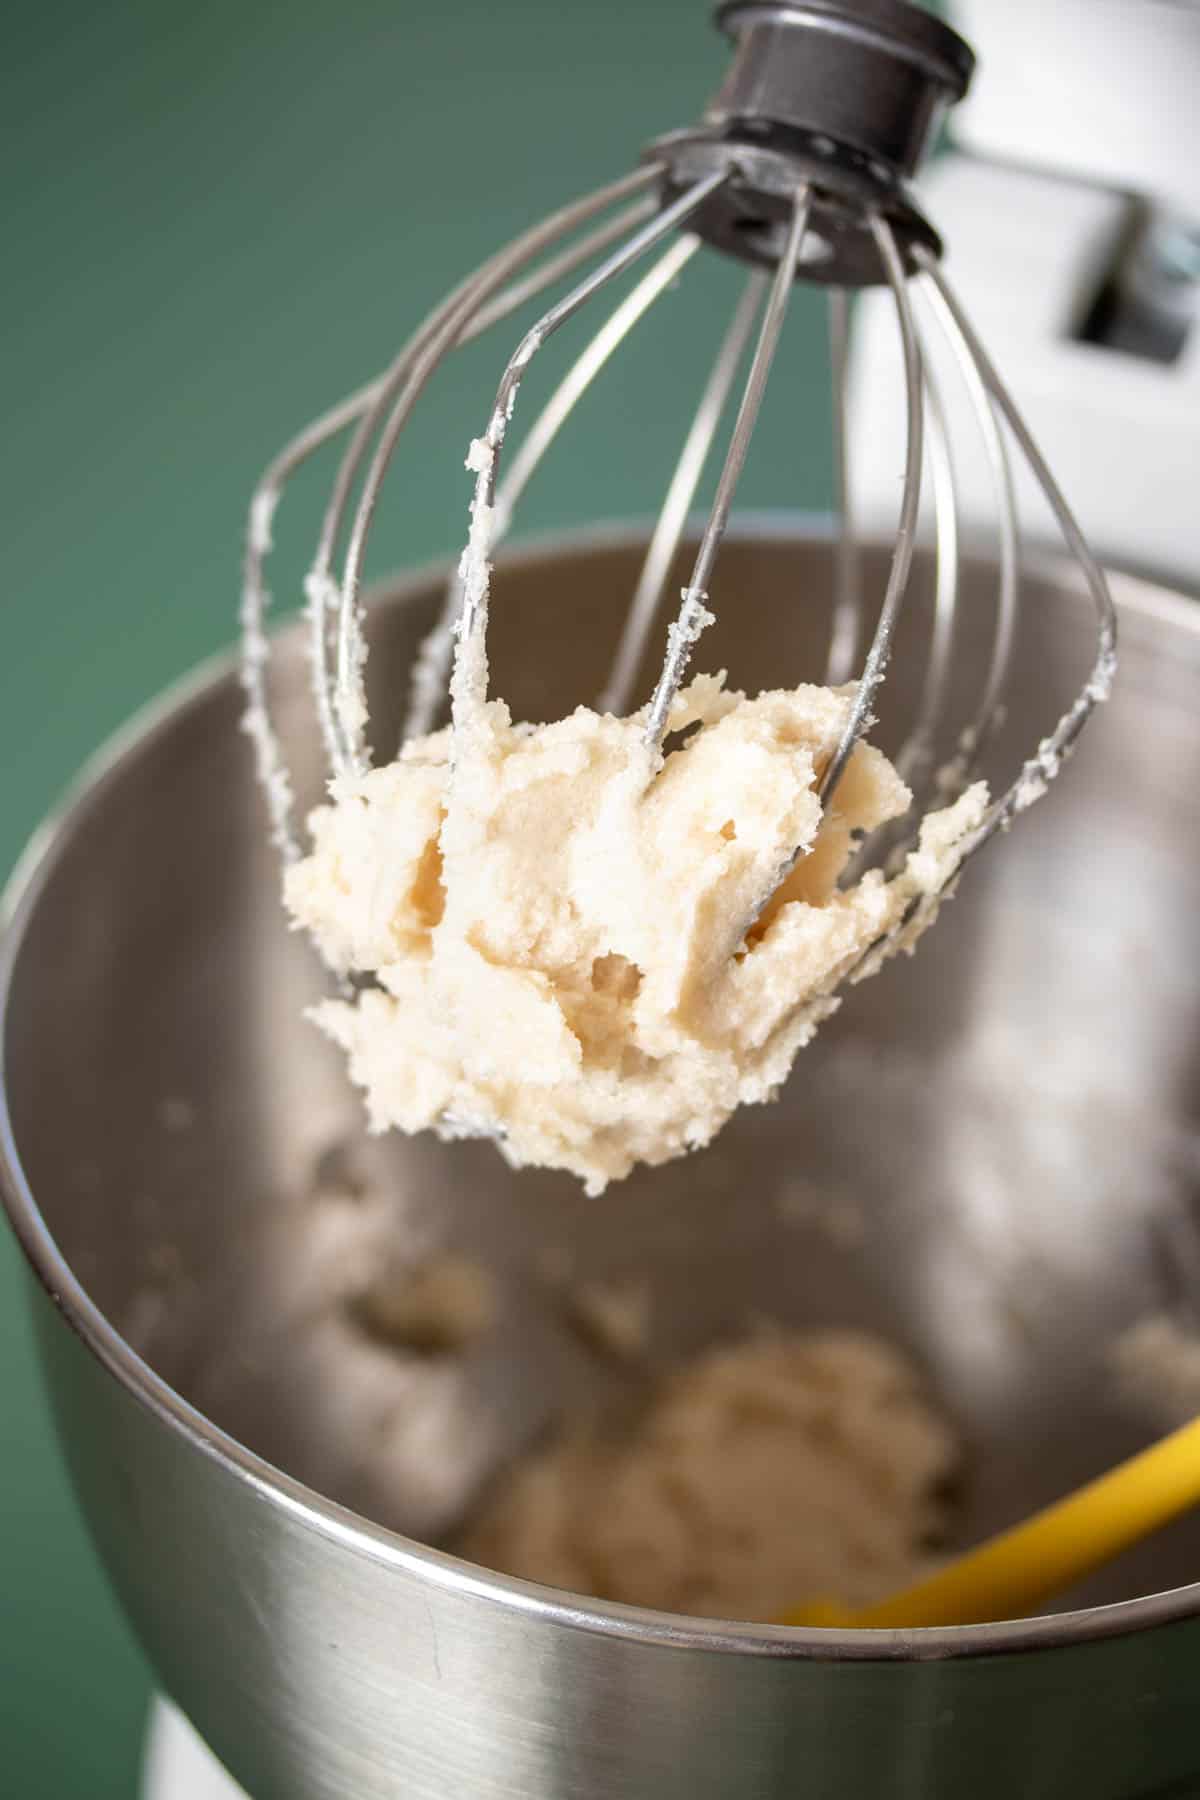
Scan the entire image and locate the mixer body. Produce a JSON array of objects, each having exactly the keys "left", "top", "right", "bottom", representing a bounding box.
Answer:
[{"left": 4, "top": 526, "right": 1200, "bottom": 1799}]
